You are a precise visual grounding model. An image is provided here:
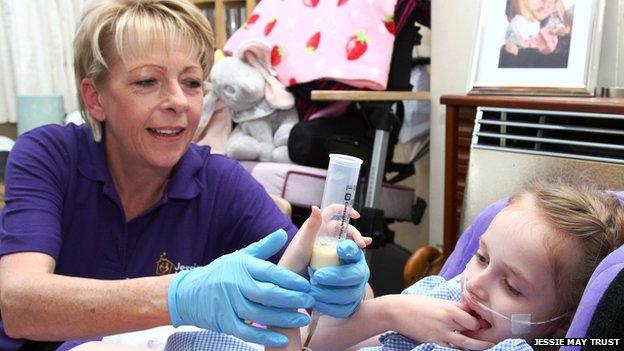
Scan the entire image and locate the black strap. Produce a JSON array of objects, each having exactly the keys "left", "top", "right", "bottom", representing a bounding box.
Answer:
[
  {"left": 581, "top": 268, "right": 624, "bottom": 350},
  {"left": 17, "top": 341, "right": 63, "bottom": 351}
]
